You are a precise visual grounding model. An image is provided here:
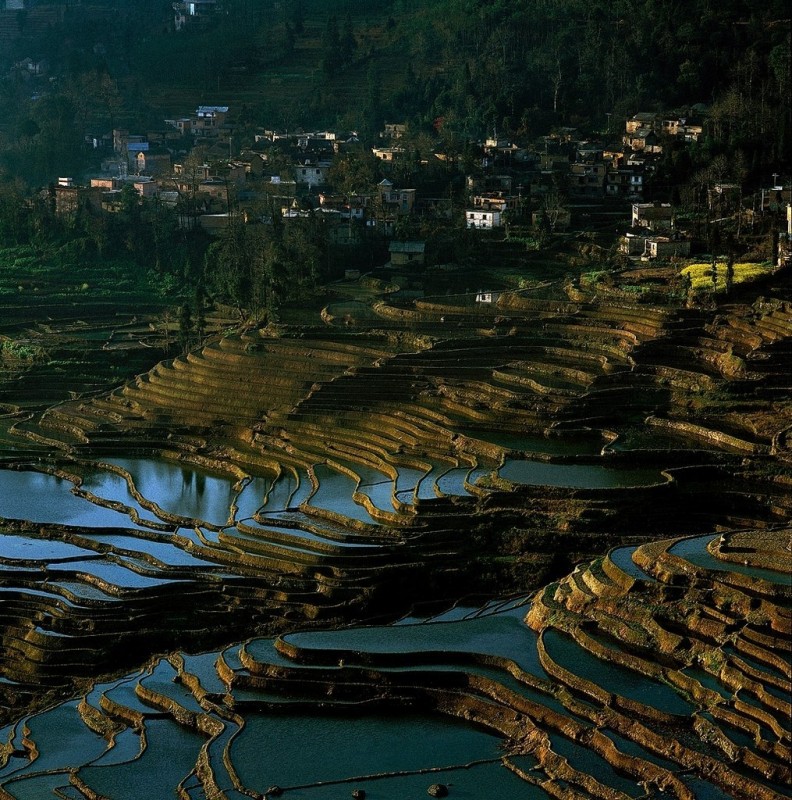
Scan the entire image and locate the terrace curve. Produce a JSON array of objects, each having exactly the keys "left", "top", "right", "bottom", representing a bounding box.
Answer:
[
  {"left": 1, "top": 276, "right": 790, "bottom": 736},
  {"left": 0, "top": 528, "right": 787, "bottom": 800}
]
